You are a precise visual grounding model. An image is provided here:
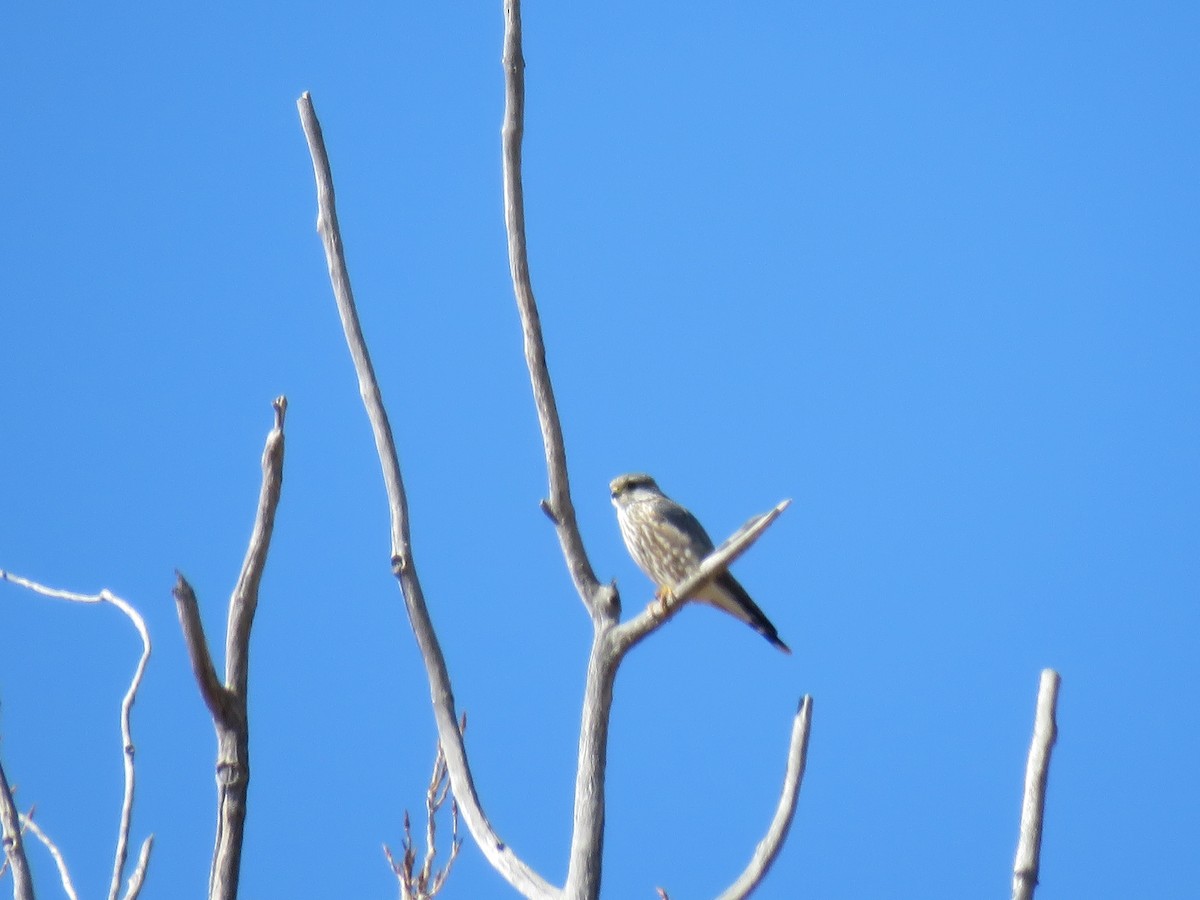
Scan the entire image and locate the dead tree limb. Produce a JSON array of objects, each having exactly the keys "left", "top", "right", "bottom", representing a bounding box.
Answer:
[
  {"left": 172, "top": 396, "right": 286, "bottom": 900},
  {"left": 0, "top": 753, "right": 34, "bottom": 900},
  {"left": 500, "top": 0, "right": 610, "bottom": 618},
  {"left": 0, "top": 572, "right": 154, "bottom": 900},
  {"left": 715, "top": 696, "right": 813, "bottom": 900},
  {"left": 1012, "top": 669, "right": 1061, "bottom": 900},
  {"left": 298, "top": 2, "right": 809, "bottom": 895},
  {"left": 297, "top": 93, "right": 557, "bottom": 900},
  {"left": 499, "top": 3, "right": 810, "bottom": 898}
]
